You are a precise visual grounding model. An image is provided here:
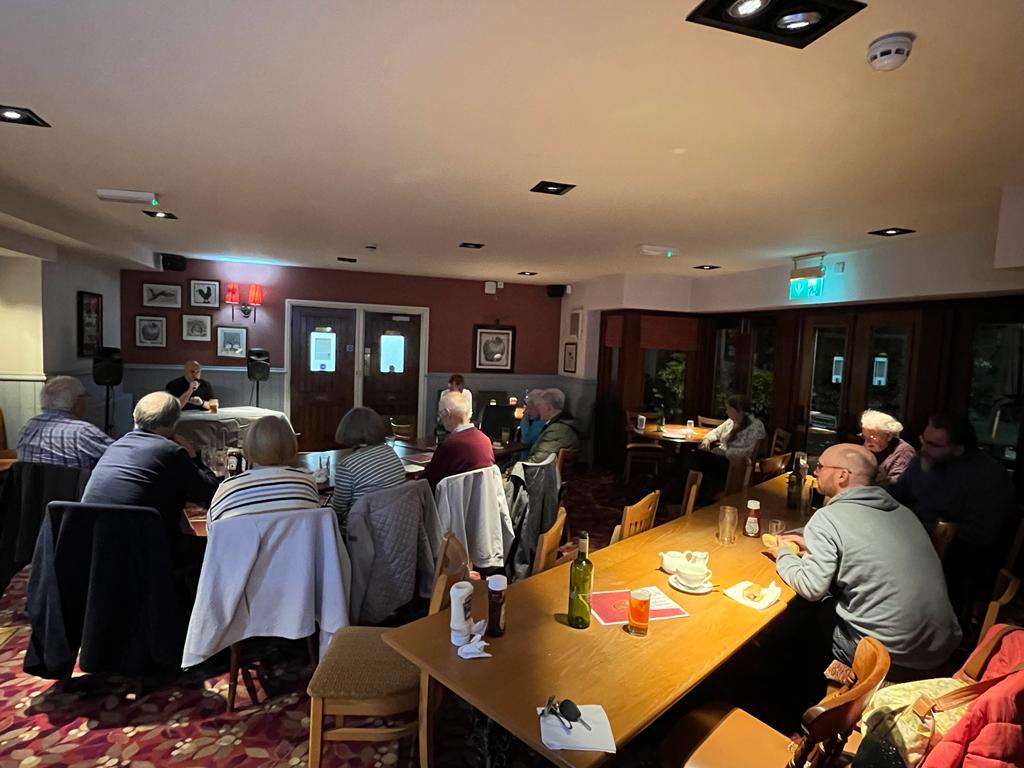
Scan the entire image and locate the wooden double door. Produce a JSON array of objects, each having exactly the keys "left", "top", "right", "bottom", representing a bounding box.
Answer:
[{"left": 289, "top": 305, "right": 424, "bottom": 451}]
